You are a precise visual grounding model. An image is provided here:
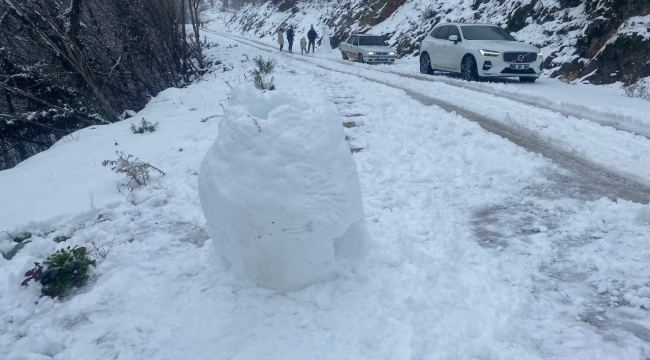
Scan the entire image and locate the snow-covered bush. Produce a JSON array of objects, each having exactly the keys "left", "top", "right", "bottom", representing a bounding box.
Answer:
[
  {"left": 102, "top": 151, "right": 165, "bottom": 192},
  {"left": 624, "top": 78, "right": 650, "bottom": 101},
  {"left": 198, "top": 84, "right": 368, "bottom": 291},
  {"left": 251, "top": 55, "right": 276, "bottom": 90},
  {"left": 22, "top": 246, "right": 96, "bottom": 298},
  {"left": 131, "top": 118, "right": 160, "bottom": 134},
  {"left": 422, "top": 5, "right": 437, "bottom": 20}
]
